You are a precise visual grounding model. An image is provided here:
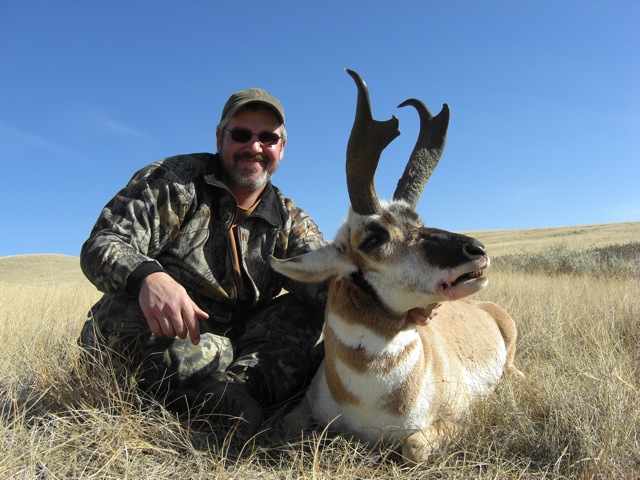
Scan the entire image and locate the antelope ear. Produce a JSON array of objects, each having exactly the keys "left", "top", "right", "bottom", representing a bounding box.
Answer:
[{"left": 270, "top": 244, "right": 345, "bottom": 283}]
